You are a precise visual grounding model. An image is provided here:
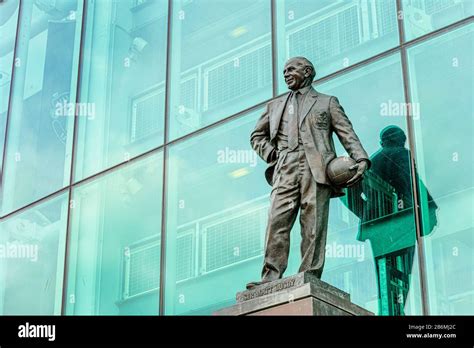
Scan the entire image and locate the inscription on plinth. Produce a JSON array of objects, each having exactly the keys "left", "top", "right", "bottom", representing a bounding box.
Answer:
[
  {"left": 236, "top": 277, "right": 301, "bottom": 302},
  {"left": 214, "top": 271, "right": 373, "bottom": 316},
  {"left": 236, "top": 271, "right": 349, "bottom": 303}
]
